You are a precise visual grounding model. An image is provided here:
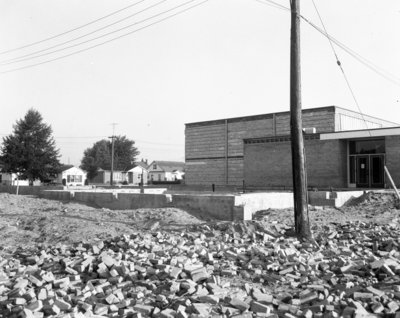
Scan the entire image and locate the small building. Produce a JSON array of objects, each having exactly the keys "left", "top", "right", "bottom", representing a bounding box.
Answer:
[
  {"left": 127, "top": 161, "right": 149, "bottom": 186},
  {"left": 90, "top": 169, "right": 126, "bottom": 184},
  {"left": 185, "top": 106, "right": 400, "bottom": 189},
  {"left": 148, "top": 161, "right": 185, "bottom": 183},
  {"left": 0, "top": 172, "right": 40, "bottom": 186},
  {"left": 0, "top": 166, "right": 41, "bottom": 186},
  {"left": 56, "top": 166, "right": 87, "bottom": 186}
]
